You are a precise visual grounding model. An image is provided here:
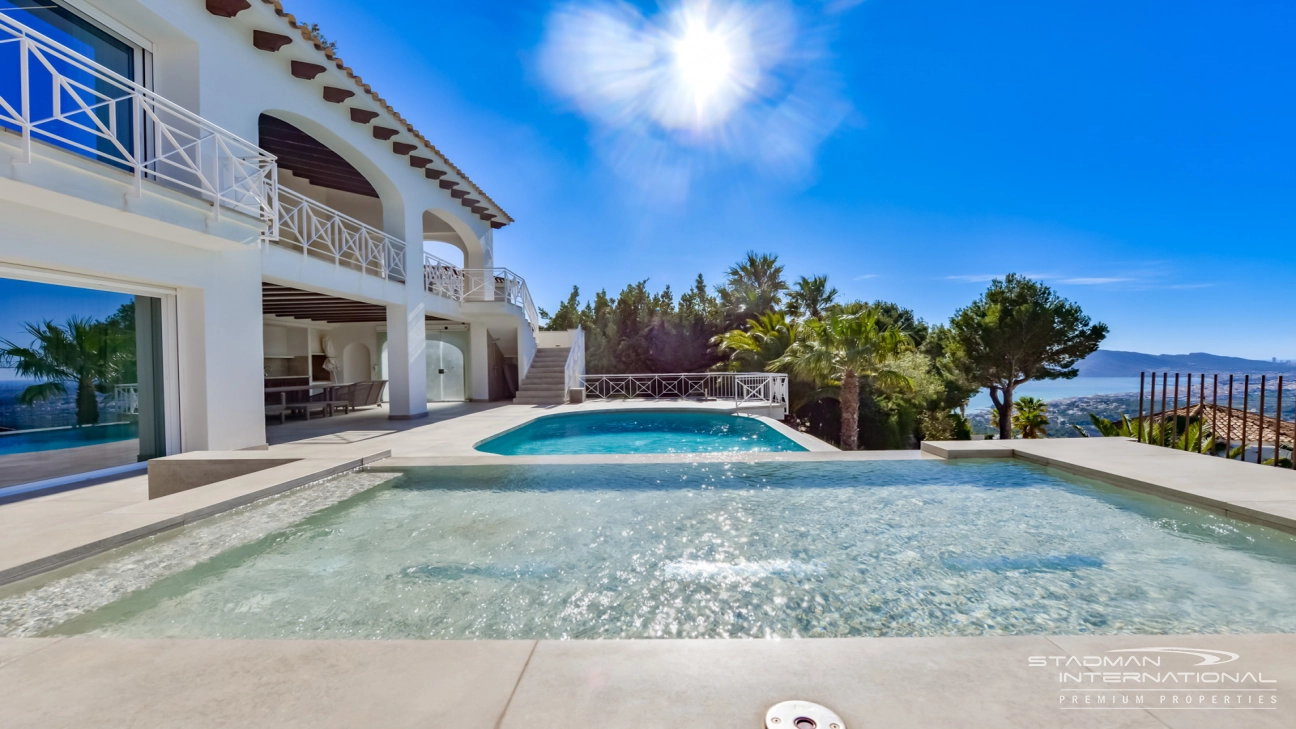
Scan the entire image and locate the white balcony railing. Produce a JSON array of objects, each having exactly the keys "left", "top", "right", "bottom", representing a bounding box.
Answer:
[
  {"left": 582, "top": 372, "right": 789, "bottom": 409},
  {"left": 423, "top": 253, "right": 539, "bottom": 333},
  {"left": 275, "top": 187, "right": 406, "bottom": 281},
  {"left": 0, "top": 15, "right": 278, "bottom": 226},
  {"left": 113, "top": 383, "right": 138, "bottom": 415}
]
